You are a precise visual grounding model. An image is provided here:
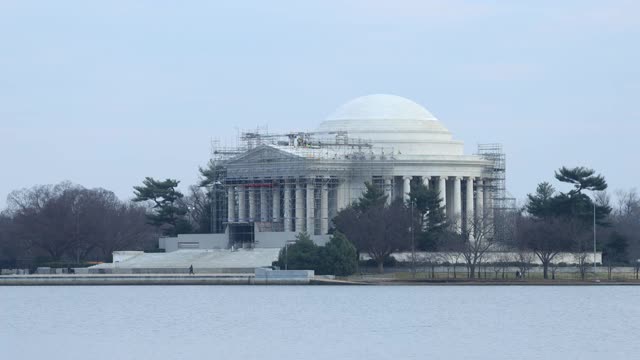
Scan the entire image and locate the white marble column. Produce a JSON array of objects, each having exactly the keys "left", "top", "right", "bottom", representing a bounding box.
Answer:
[
  {"left": 272, "top": 184, "right": 281, "bottom": 223},
  {"left": 483, "top": 179, "right": 491, "bottom": 215},
  {"left": 227, "top": 186, "right": 236, "bottom": 223},
  {"left": 482, "top": 179, "right": 493, "bottom": 237},
  {"left": 453, "top": 177, "right": 462, "bottom": 226},
  {"left": 248, "top": 188, "right": 256, "bottom": 222},
  {"left": 403, "top": 176, "right": 411, "bottom": 202},
  {"left": 476, "top": 178, "right": 484, "bottom": 219},
  {"left": 320, "top": 180, "right": 329, "bottom": 235},
  {"left": 335, "top": 180, "right": 345, "bottom": 211},
  {"left": 384, "top": 177, "right": 392, "bottom": 205},
  {"left": 465, "top": 177, "right": 474, "bottom": 235},
  {"left": 438, "top": 176, "right": 447, "bottom": 210},
  {"left": 422, "top": 176, "right": 430, "bottom": 189},
  {"left": 260, "top": 187, "right": 268, "bottom": 222},
  {"left": 237, "top": 185, "right": 246, "bottom": 222},
  {"left": 283, "top": 182, "right": 292, "bottom": 232},
  {"left": 295, "top": 180, "right": 305, "bottom": 232},
  {"left": 306, "top": 178, "right": 315, "bottom": 235}
]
